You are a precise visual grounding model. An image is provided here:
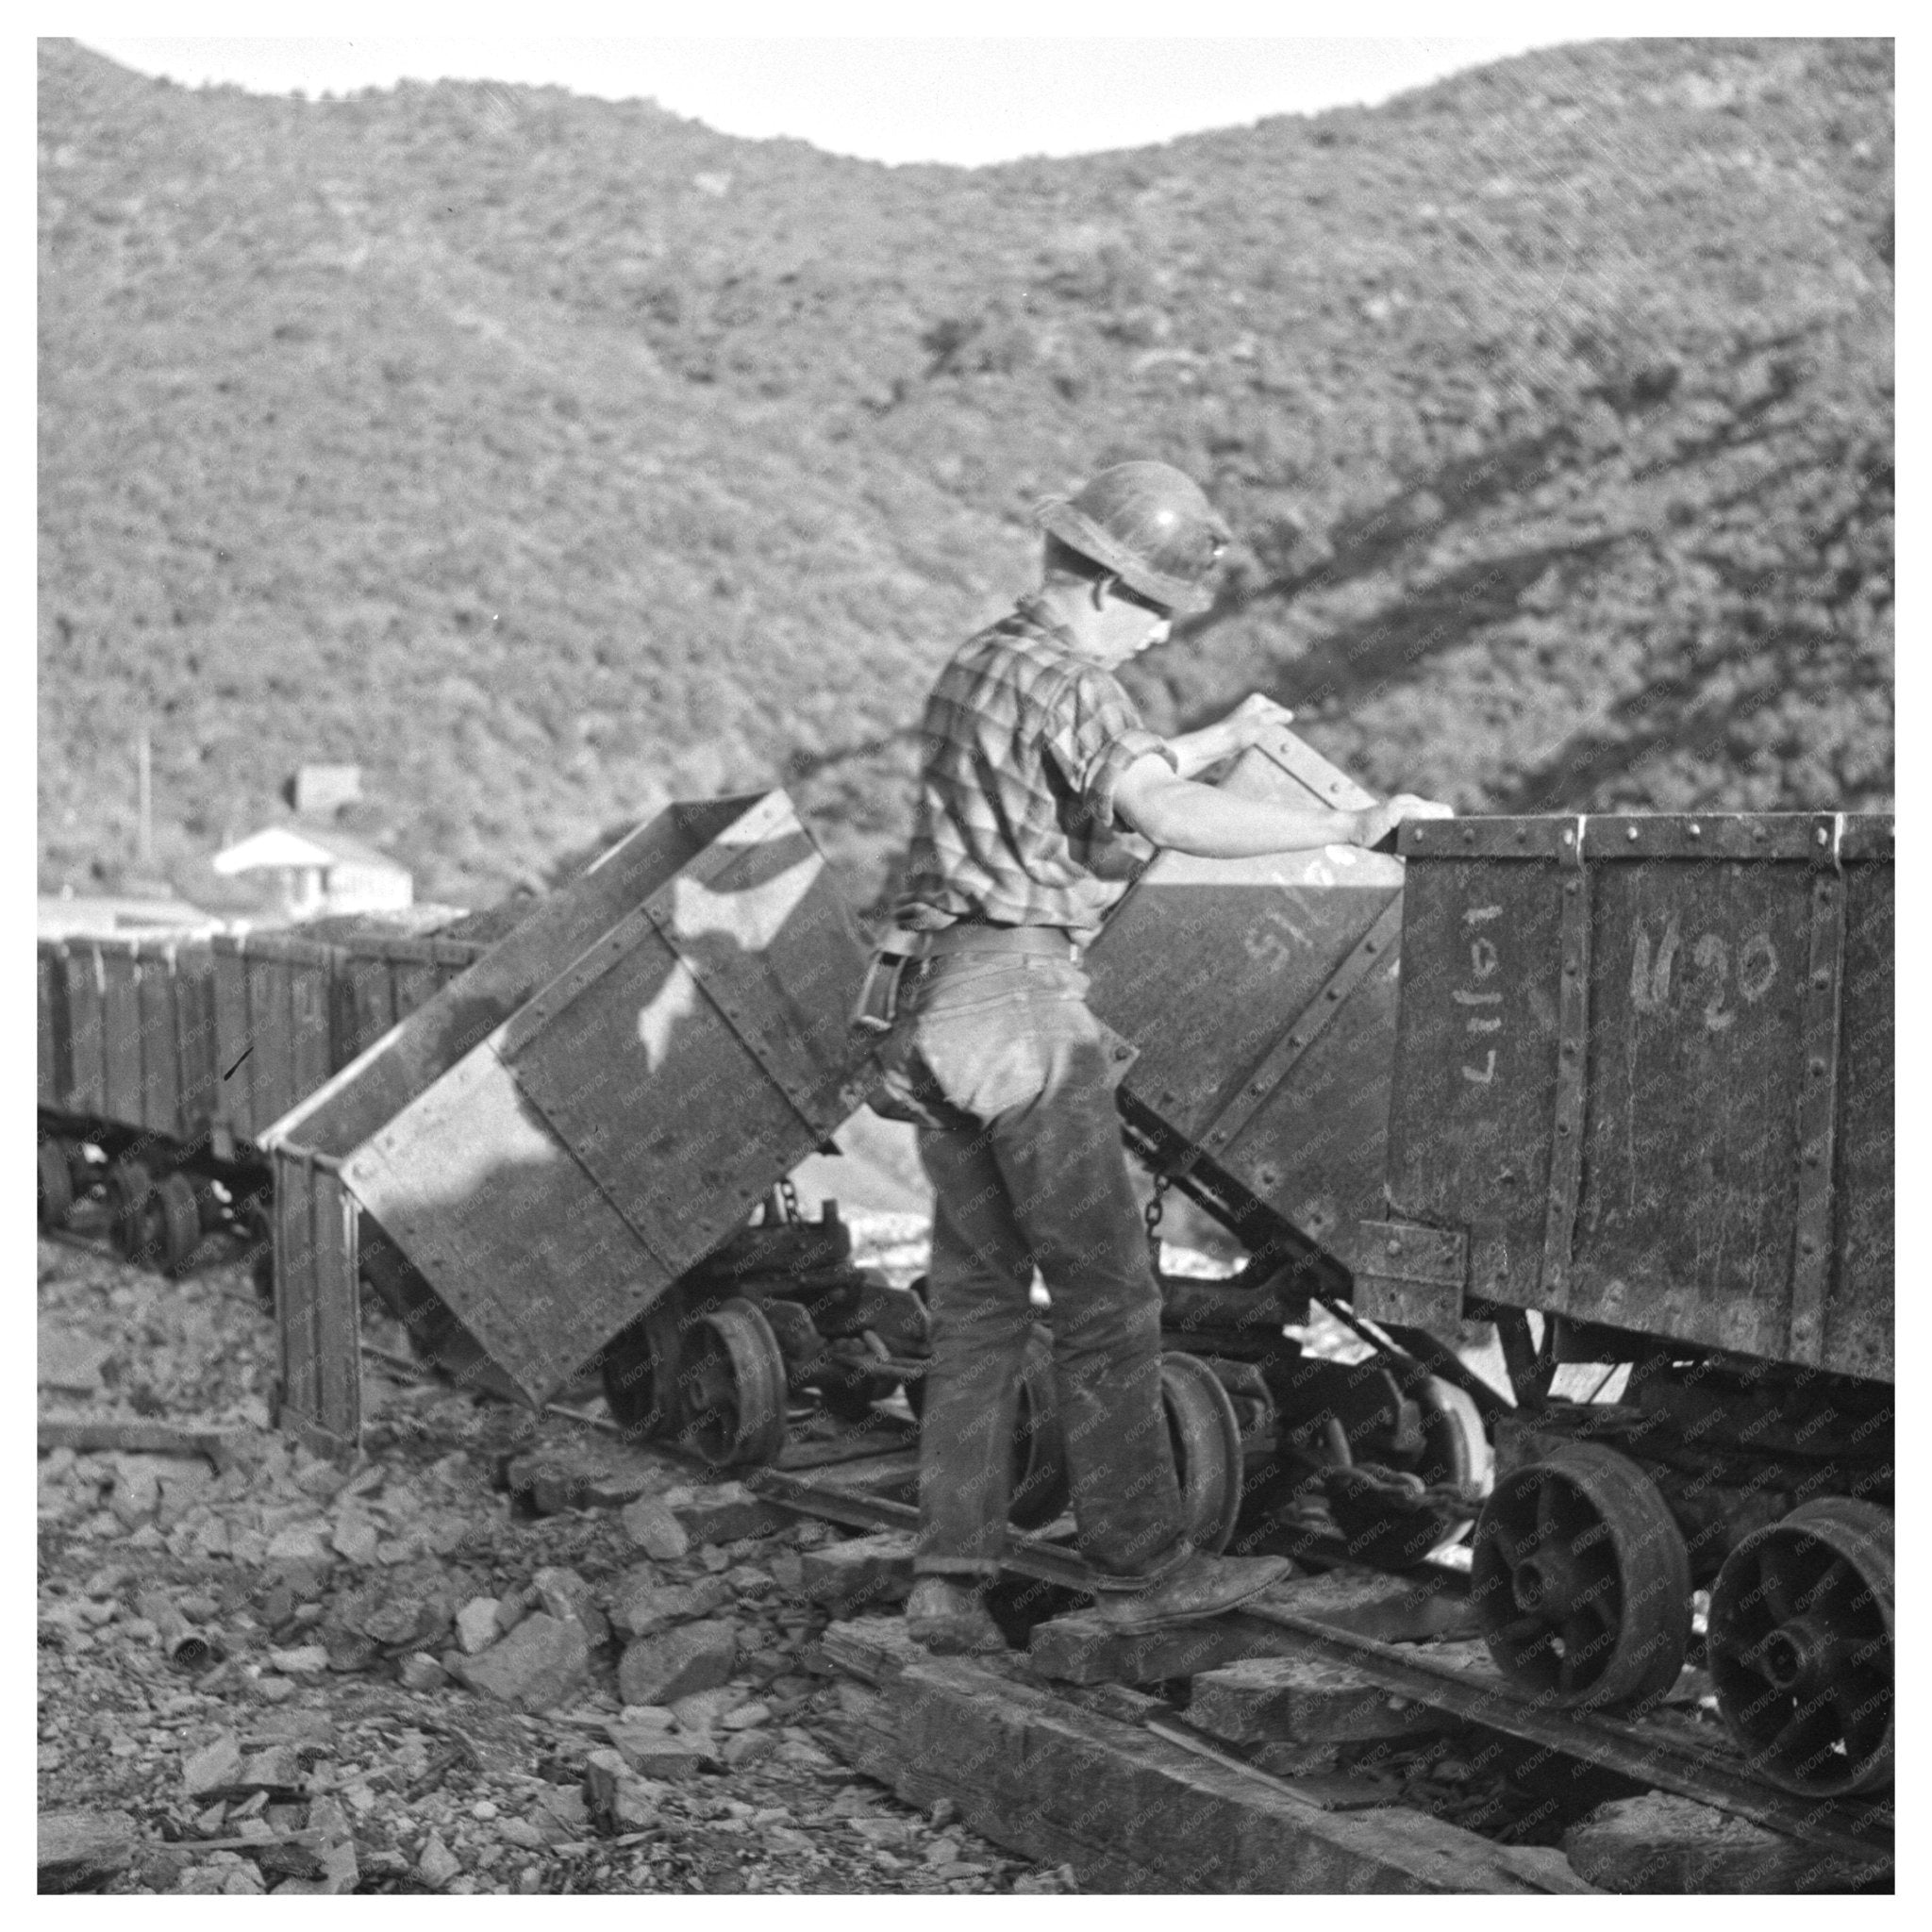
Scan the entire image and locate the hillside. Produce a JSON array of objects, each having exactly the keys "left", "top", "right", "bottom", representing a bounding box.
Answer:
[{"left": 38, "top": 38, "right": 1892, "bottom": 915}]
